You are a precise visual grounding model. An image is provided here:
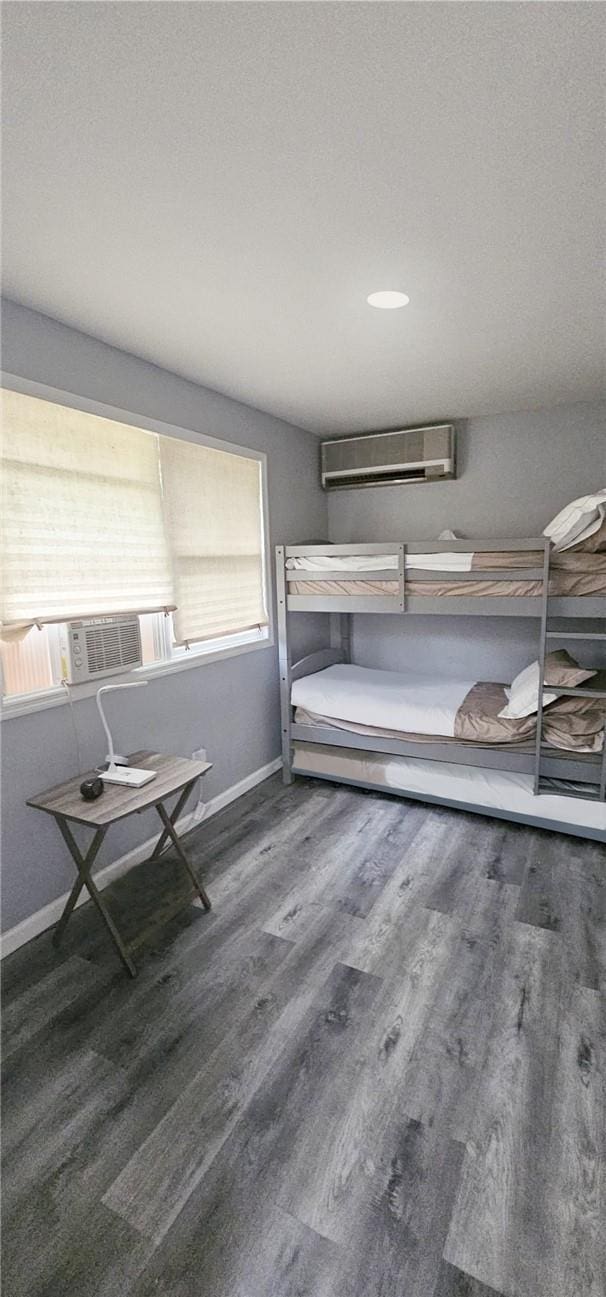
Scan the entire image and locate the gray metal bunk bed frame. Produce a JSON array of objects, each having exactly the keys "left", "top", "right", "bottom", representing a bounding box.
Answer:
[{"left": 275, "top": 538, "right": 606, "bottom": 841}]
